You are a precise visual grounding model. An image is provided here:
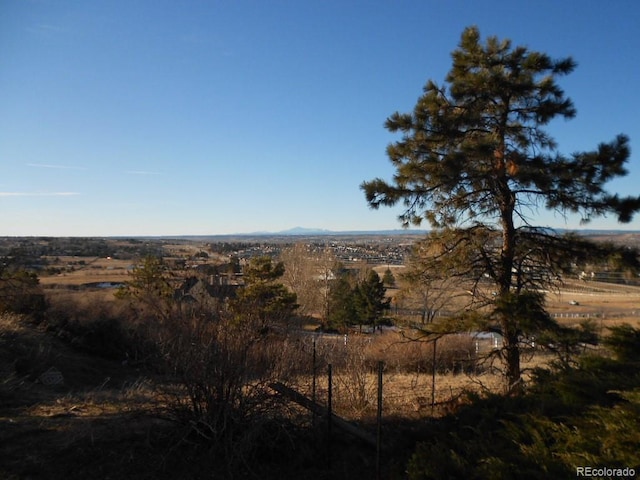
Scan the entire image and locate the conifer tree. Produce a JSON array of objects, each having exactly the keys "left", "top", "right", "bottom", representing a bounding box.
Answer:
[
  {"left": 231, "top": 256, "right": 298, "bottom": 331},
  {"left": 362, "top": 27, "right": 640, "bottom": 390},
  {"left": 354, "top": 270, "right": 391, "bottom": 331},
  {"left": 116, "top": 255, "right": 176, "bottom": 322},
  {"left": 382, "top": 267, "right": 396, "bottom": 287},
  {"left": 327, "top": 273, "right": 357, "bottom": 331}
]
